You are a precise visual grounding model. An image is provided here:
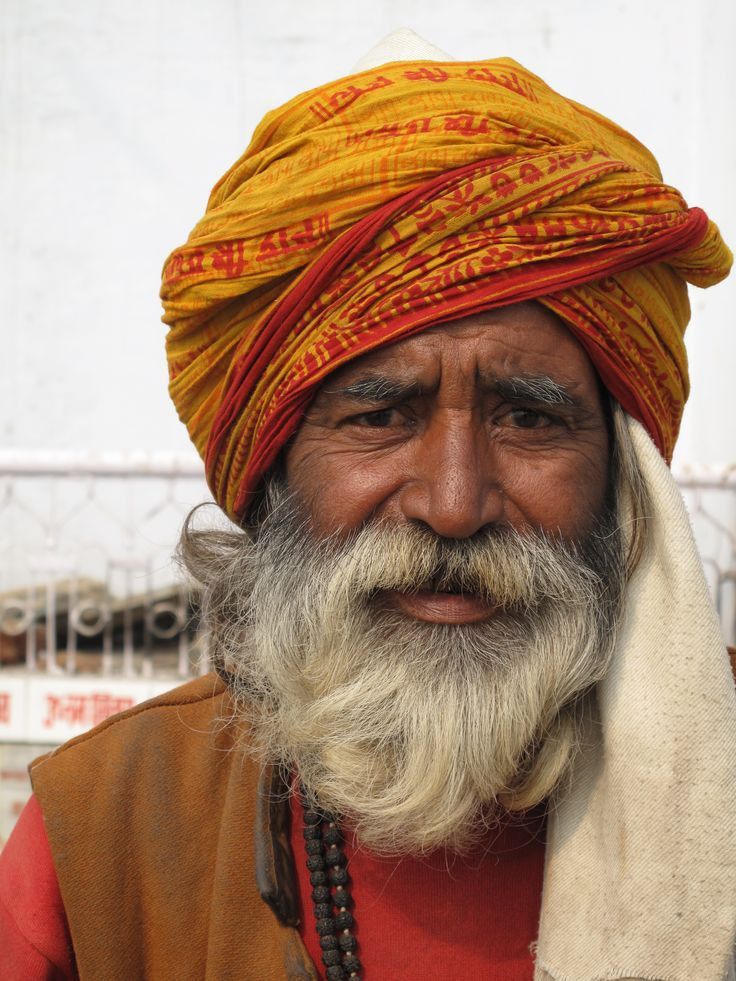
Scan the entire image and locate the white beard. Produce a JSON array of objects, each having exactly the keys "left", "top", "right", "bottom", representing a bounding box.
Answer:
[{"left": 200, "top": 482, "right": 626, "bottom": 855}]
